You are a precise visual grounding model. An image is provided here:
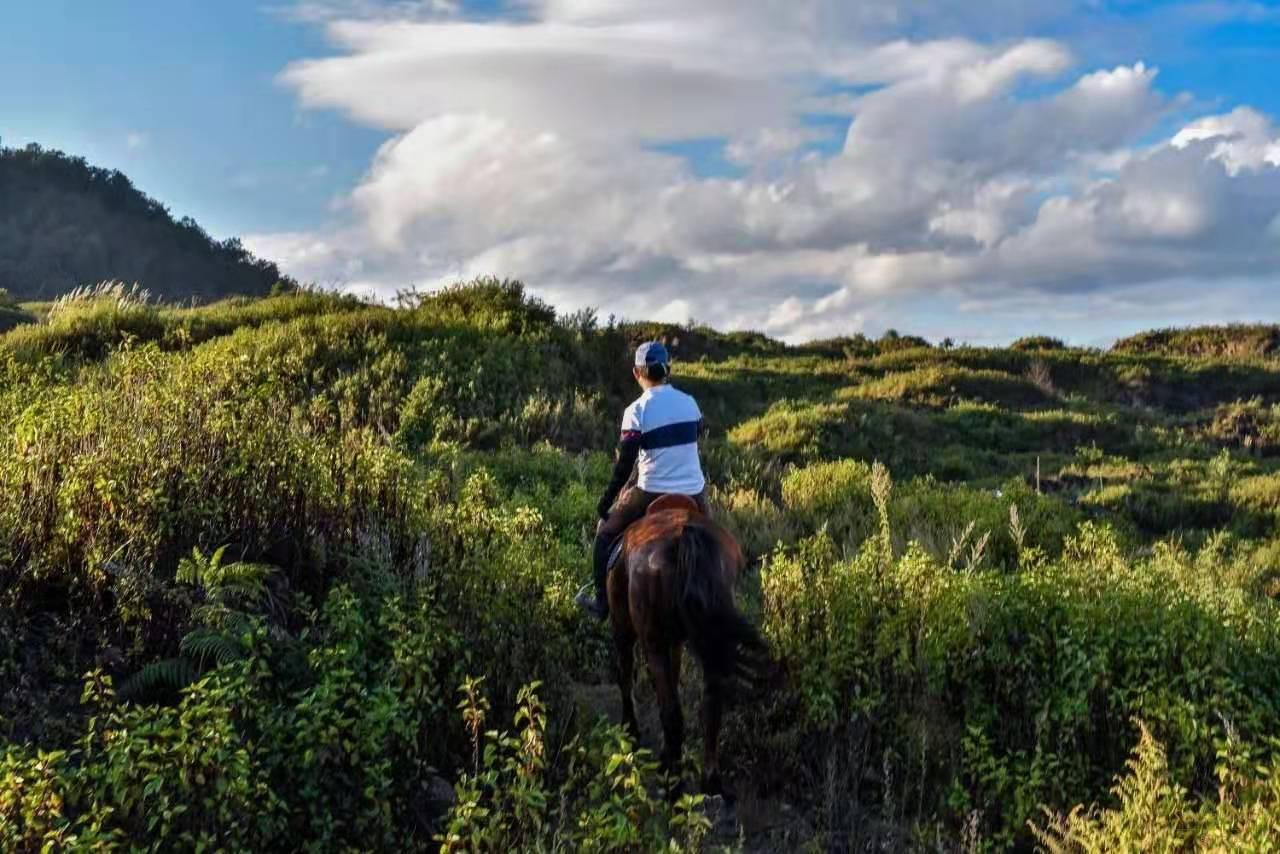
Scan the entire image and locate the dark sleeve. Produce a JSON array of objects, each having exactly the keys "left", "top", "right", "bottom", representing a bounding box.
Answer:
[{"left": 599, "top": 433, "right": 642, "bottom": 514}]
